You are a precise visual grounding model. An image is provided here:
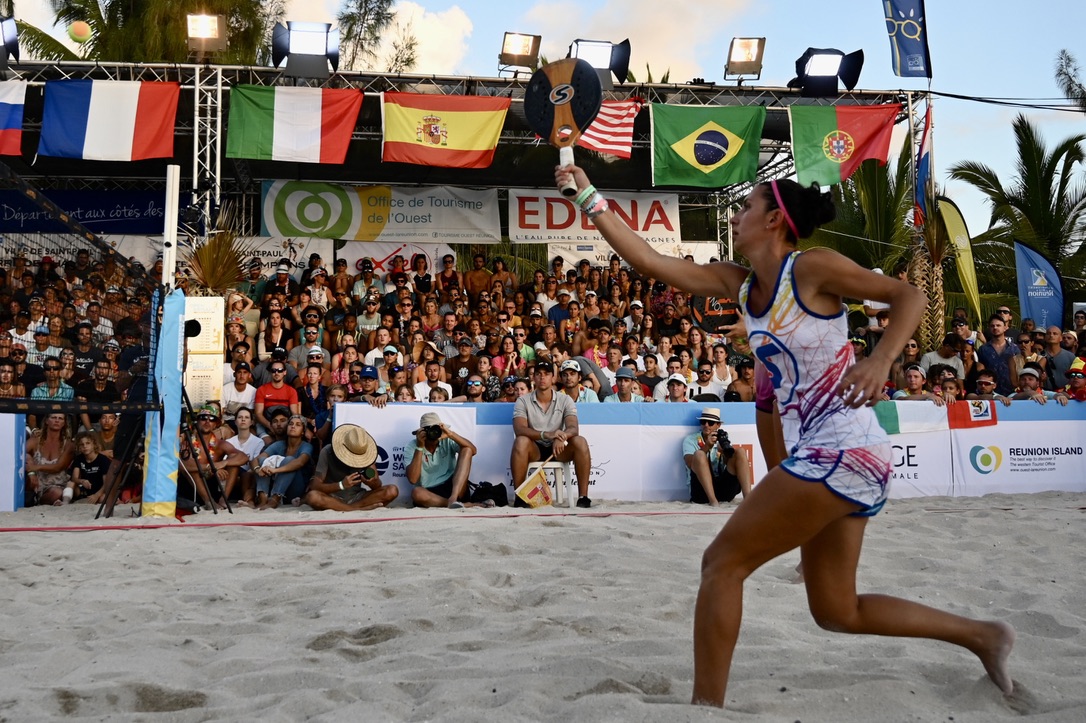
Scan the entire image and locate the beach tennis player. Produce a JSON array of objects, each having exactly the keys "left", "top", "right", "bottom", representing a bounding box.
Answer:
[{"left": 555, "top": 163, "right": 1015, "bottom": 708}]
